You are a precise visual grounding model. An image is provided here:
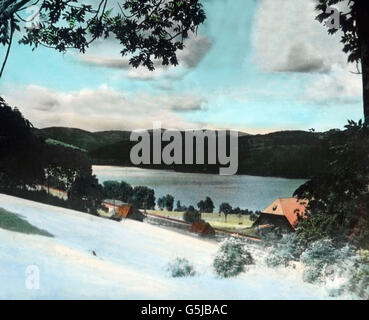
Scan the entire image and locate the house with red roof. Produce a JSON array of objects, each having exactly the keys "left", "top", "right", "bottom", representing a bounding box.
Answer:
[{"left": 254, "top": 197, "right": 308, "bottom": 233}]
